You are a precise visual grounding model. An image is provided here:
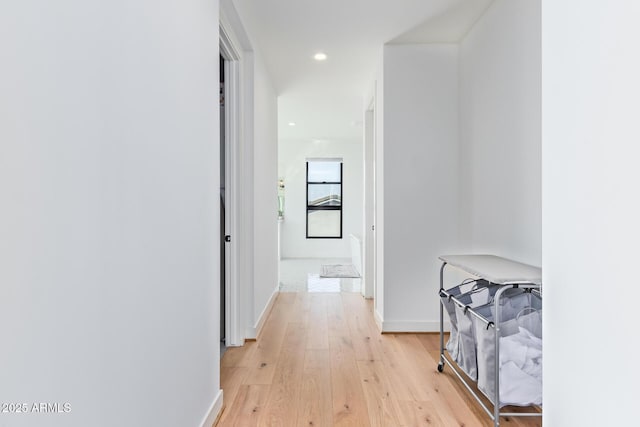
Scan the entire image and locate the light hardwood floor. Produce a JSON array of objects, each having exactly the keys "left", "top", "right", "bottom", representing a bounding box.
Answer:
[{"left": 217, "top": 292, "right": 541, "bottom": 426}]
